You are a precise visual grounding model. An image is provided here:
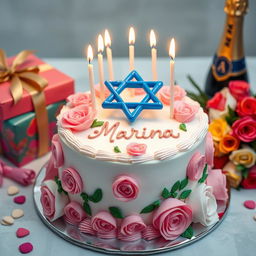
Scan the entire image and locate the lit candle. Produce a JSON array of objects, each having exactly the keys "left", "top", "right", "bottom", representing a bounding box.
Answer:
[
  {"left": 87, "top": 45, "right": 96, "bottom": 111},
  {"left": 169, "top": 38, "right": 175, "bottom": 118},
  {"left": 97, "top": 34, "right": 105, "bottom": 101},
  {"left": 150, "top": 30, "right": 157, "bottom": 80},
  {"left": 104, "top": 29, "right": 114, "bottom": 80},
  {"left": 129, "top": 27, "right": 135, "bottom": 71}
]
